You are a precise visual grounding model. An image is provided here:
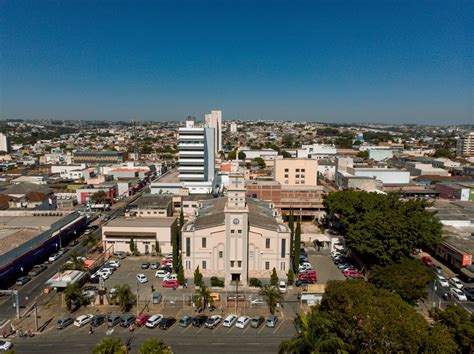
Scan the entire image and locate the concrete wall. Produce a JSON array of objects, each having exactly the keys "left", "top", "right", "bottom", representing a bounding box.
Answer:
[{"left": 274, "top": 159, "right": 318, "bottom": 186}]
